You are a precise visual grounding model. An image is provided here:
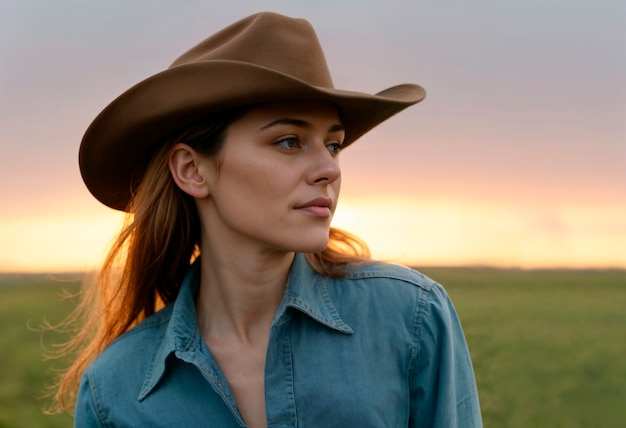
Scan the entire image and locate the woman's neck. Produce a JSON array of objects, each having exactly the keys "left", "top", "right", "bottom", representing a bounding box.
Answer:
[{"left": 195, "top": 247, "right": 294, "bottom": 346}]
